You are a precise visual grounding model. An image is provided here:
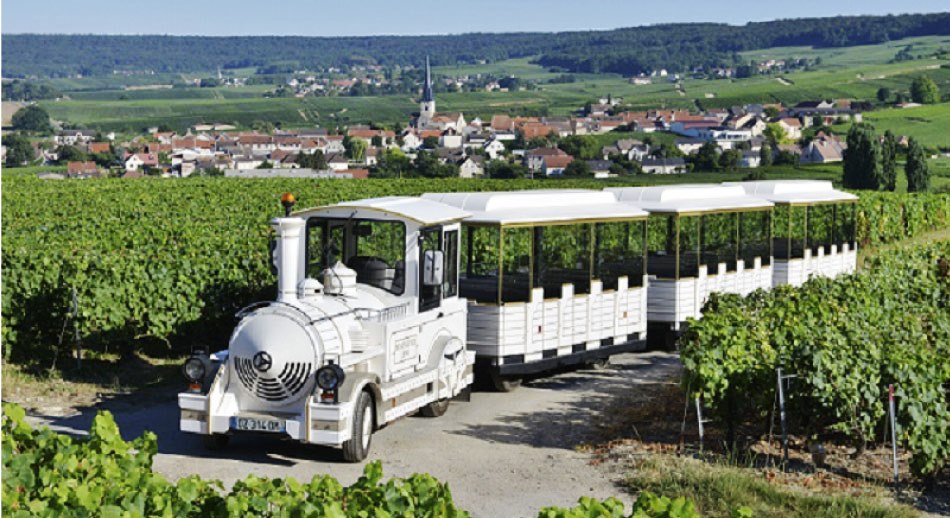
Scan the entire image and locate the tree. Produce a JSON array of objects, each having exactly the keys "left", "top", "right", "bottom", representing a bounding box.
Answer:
[
  {"left": 371, "top": 135, "right": 383, "bottom": 147},
  {"left": 372, "top": 148, "right": 411, "bottom": 178},
  {"left": 910, "top": 76, "right": 939, "bottom": 104},
  {"left": 422, "top": 136, "right": 439, "bottom": 149},
  {"left": 692, "top": 141, "right": 720, "bottom": 171},
  {"left": 881, "top": 131, "right": 898, "bottom": 191},
  {"left": 486, "top": 160, "right": 525, "bottom": 179},
  {"left": 759, "top": 142, "right": 773, "bottom": 167},
  {"left": 558, "top": 135, "right": 599, "bottom": 160},
  {"left": 251, "top": 120, "right": 274, "bottom": 134},
  {"left": 12, "top": 105, "right": 52, "bottom": 133},
  {"left": 876, "top": 87, "right": 891, "bottom": 103},
  {"left": 842, "top": 123, "right": 882, "bottom": 190},
  {"left": 562, "top": 159, "right": 591, "bottom": 177},
  {"left": 257, "top": 160, "right": 274, "bottom": 169},
  {"left": 346, "top": 138, "right": 367, "bottom": 161},
  {"left": 905, "top": 138, "right": 930, "bottom": 192},
  {"left": 763, "top": 123, "right": 788, "bottom": 145},
  {"left": 718, "top": 149, "right": 741, "bottom": 171},
  {"left": 3, "top": 133, "right": 36, "bottom": 166},
  {"left": 763, "top": 106, "right": 780, "bottom": 119},
  {"left": 297, "top": 150, "right": 327, "bottom": 170},
  {"left": 55, "top": 145, "right": 87, "bottom": 164}
]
